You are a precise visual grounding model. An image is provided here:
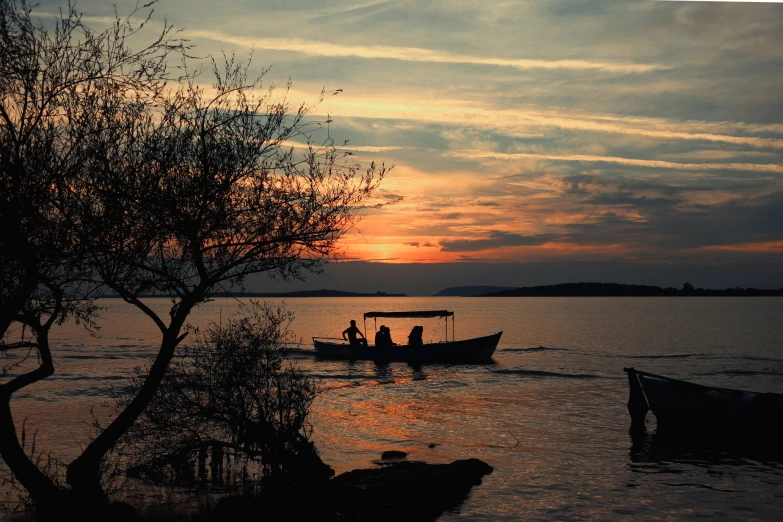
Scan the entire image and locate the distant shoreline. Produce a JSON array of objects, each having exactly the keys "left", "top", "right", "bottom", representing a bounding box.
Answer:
[
  {"left": 94, "top": 282, "right": 783, "bottom": 298},
  {"left": 477, "top": 282, "right": 783, "bottom": 297},
  {"left": 96, "top": 289, "right": 408, "bottom": 298}
]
